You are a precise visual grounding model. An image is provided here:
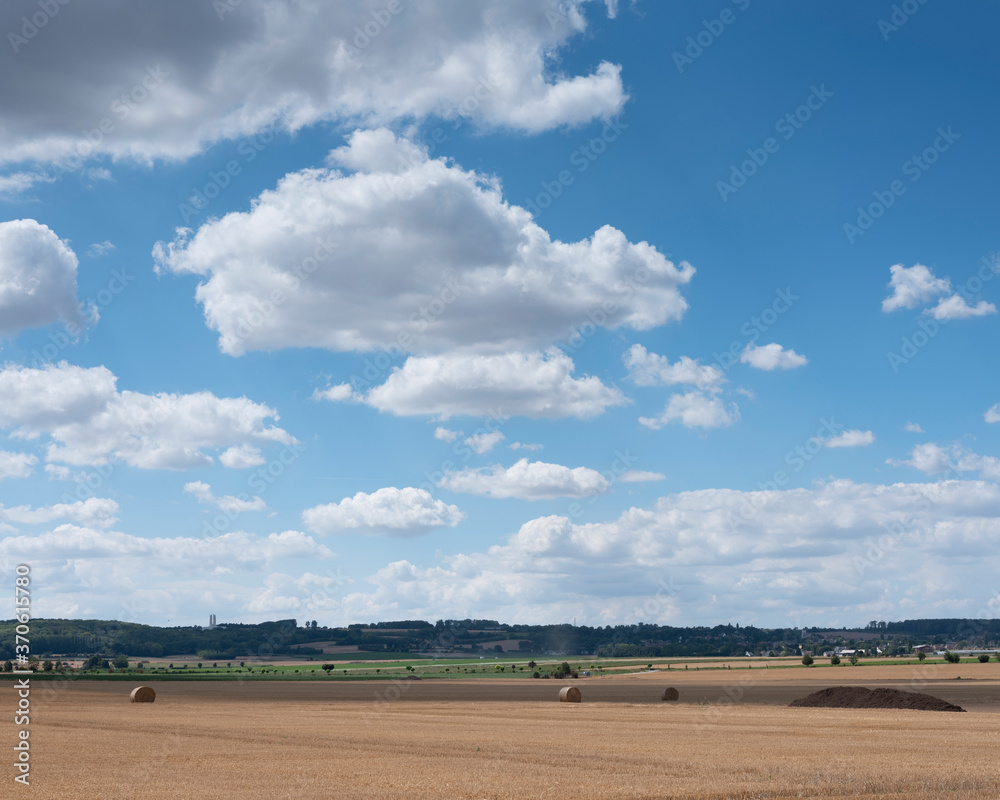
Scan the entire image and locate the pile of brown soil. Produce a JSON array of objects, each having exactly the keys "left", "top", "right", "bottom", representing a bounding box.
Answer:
[{"left": 790, "top": 686, "right": 965, "bottom": 712}]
